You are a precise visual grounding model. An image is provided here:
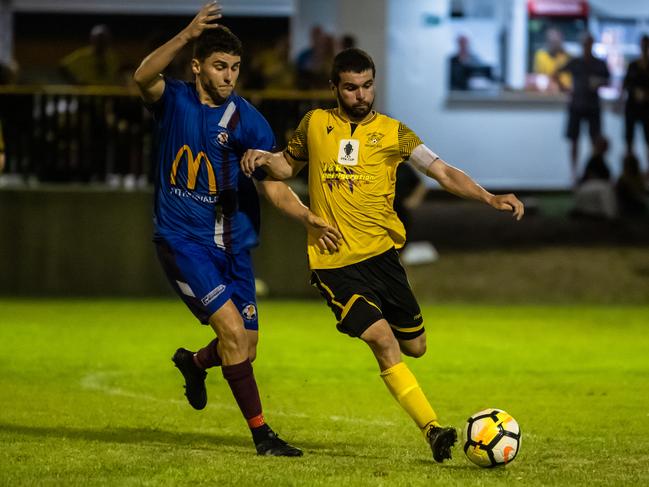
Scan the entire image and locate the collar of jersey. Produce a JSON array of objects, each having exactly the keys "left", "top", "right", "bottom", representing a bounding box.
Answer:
[
  {"left": 190, "top": 84, "right": 236, "bottom": 110},
  {"left": 332, "top": 108, "right": 378, "bottom": 126}
]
